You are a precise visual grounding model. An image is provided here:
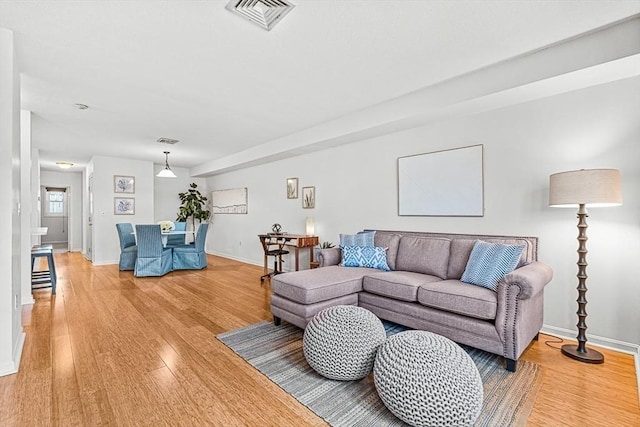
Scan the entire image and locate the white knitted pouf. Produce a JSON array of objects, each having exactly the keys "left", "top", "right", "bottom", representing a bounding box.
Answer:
[
  {"left": 374, "top": 330, "right": 483, "bottom": 427},
  {"left": 303, "top": 305, "right": 386, "bottom": 381}
]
